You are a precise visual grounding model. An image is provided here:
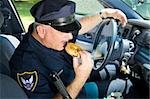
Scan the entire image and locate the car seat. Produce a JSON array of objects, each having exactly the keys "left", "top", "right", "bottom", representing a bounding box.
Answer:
[
  {"left": 0, "top": 34, "right": 20, "bottom": 75},
  {"left": 0, "top": 9, "right": 20, "bottom": 75},
  {"left": 0, "top": 73, "right": 28, "bottom": 99},
  {"left": 0, "top": 9, "right": 28, "bottom": 99}
]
